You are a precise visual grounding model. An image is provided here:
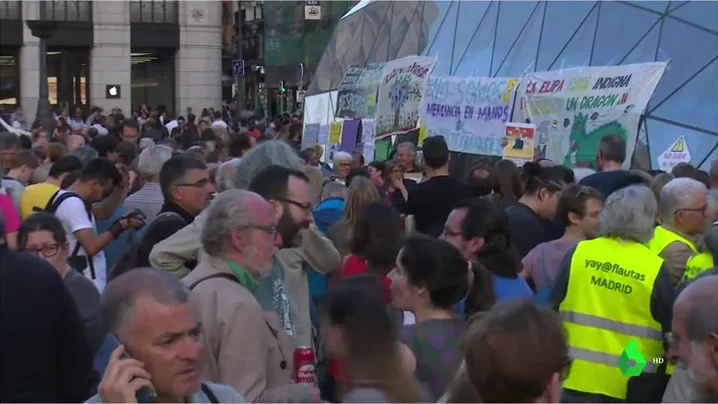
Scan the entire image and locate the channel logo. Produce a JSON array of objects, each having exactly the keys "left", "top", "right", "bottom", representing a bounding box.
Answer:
[{"left": 618, "top": 340, "right": 647, "bottom": 376}]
